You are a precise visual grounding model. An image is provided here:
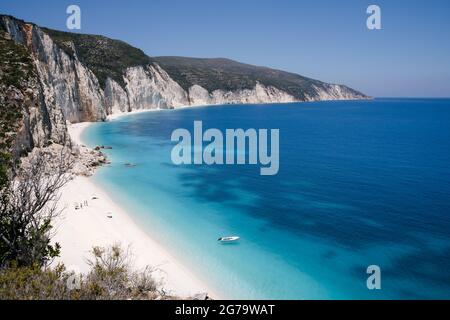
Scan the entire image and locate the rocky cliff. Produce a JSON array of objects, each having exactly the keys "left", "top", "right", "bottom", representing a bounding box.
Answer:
[
  {"left": 0, "top": 25, "right": 67, "bottom": 160},
  {"left": 0, "top": 14, "right": 369, "bottom": 159}
]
